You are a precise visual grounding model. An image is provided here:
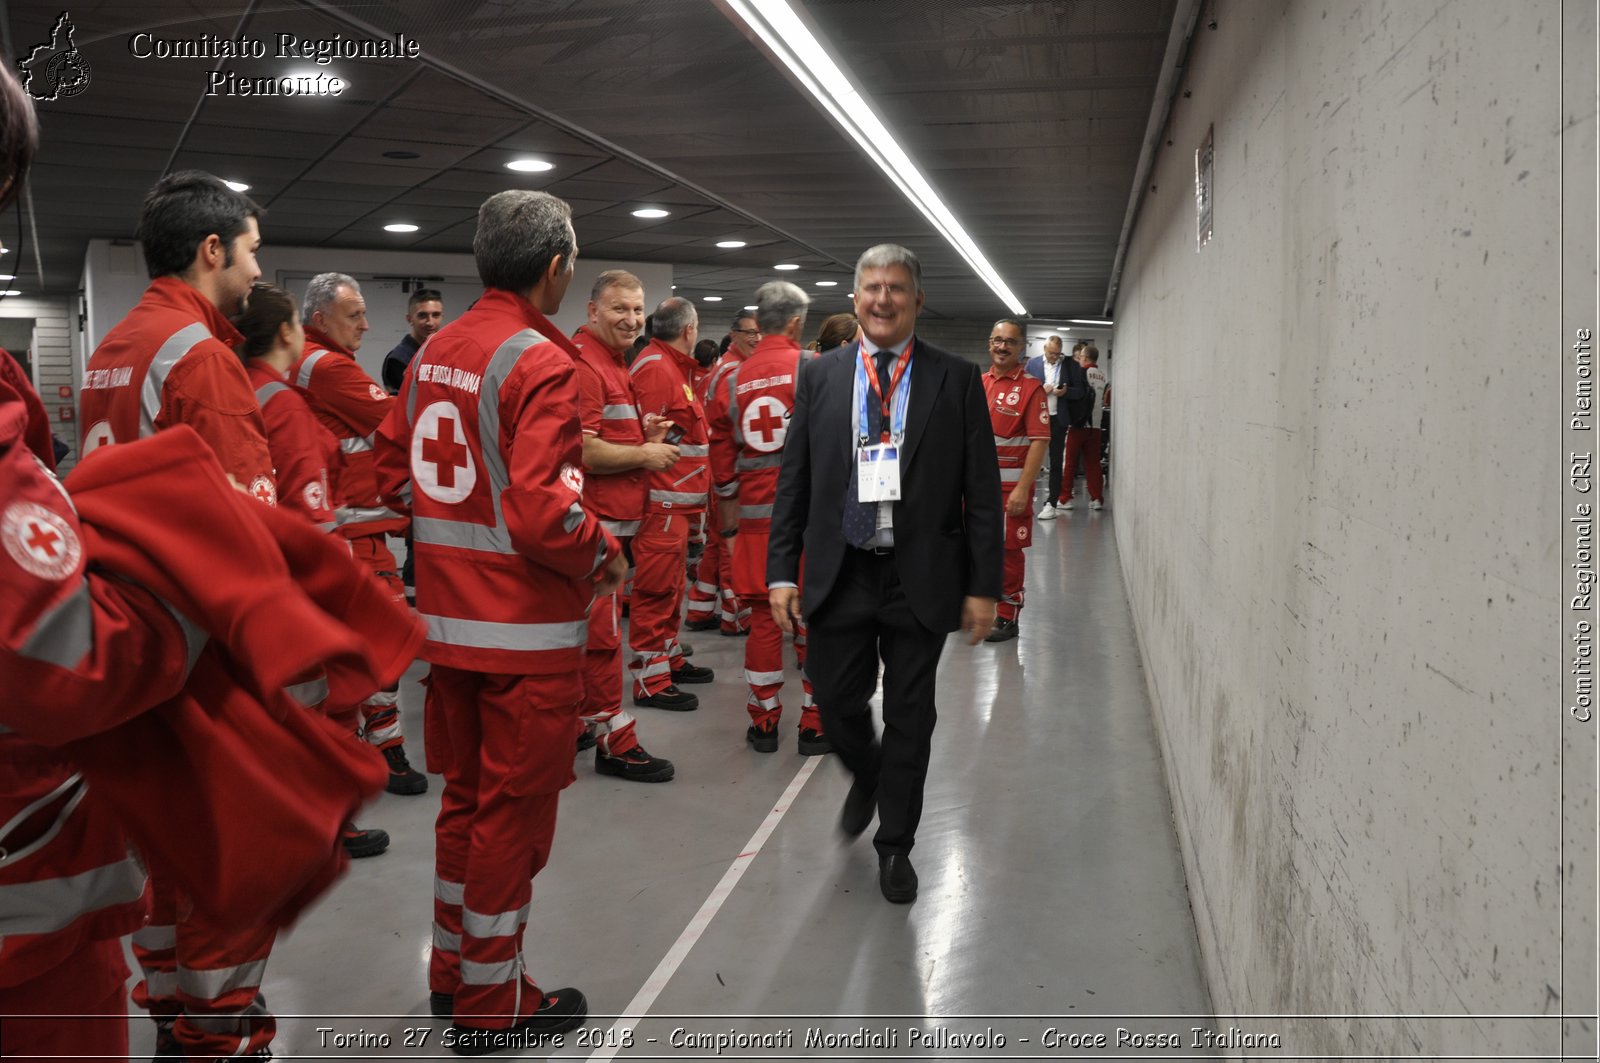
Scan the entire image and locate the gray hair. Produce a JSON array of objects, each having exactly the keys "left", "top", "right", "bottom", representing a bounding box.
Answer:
[
  {"left": 474, "top": 190, "right": 576, "bottom": 293},
  {"left": 853, "top": 243, "right": 922, "bottom": 294},
  {"left": 650, "top": 296, "right": 698, "bottom": 341},
  {"left": 731, "top": 310, "right": 757, "bottom": 332},
  {"left": 754, "top": 280, "right": 809, "bottom": 333},
  {"left": 303, "top": 272, "right": 360, "bottom": 325}
]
